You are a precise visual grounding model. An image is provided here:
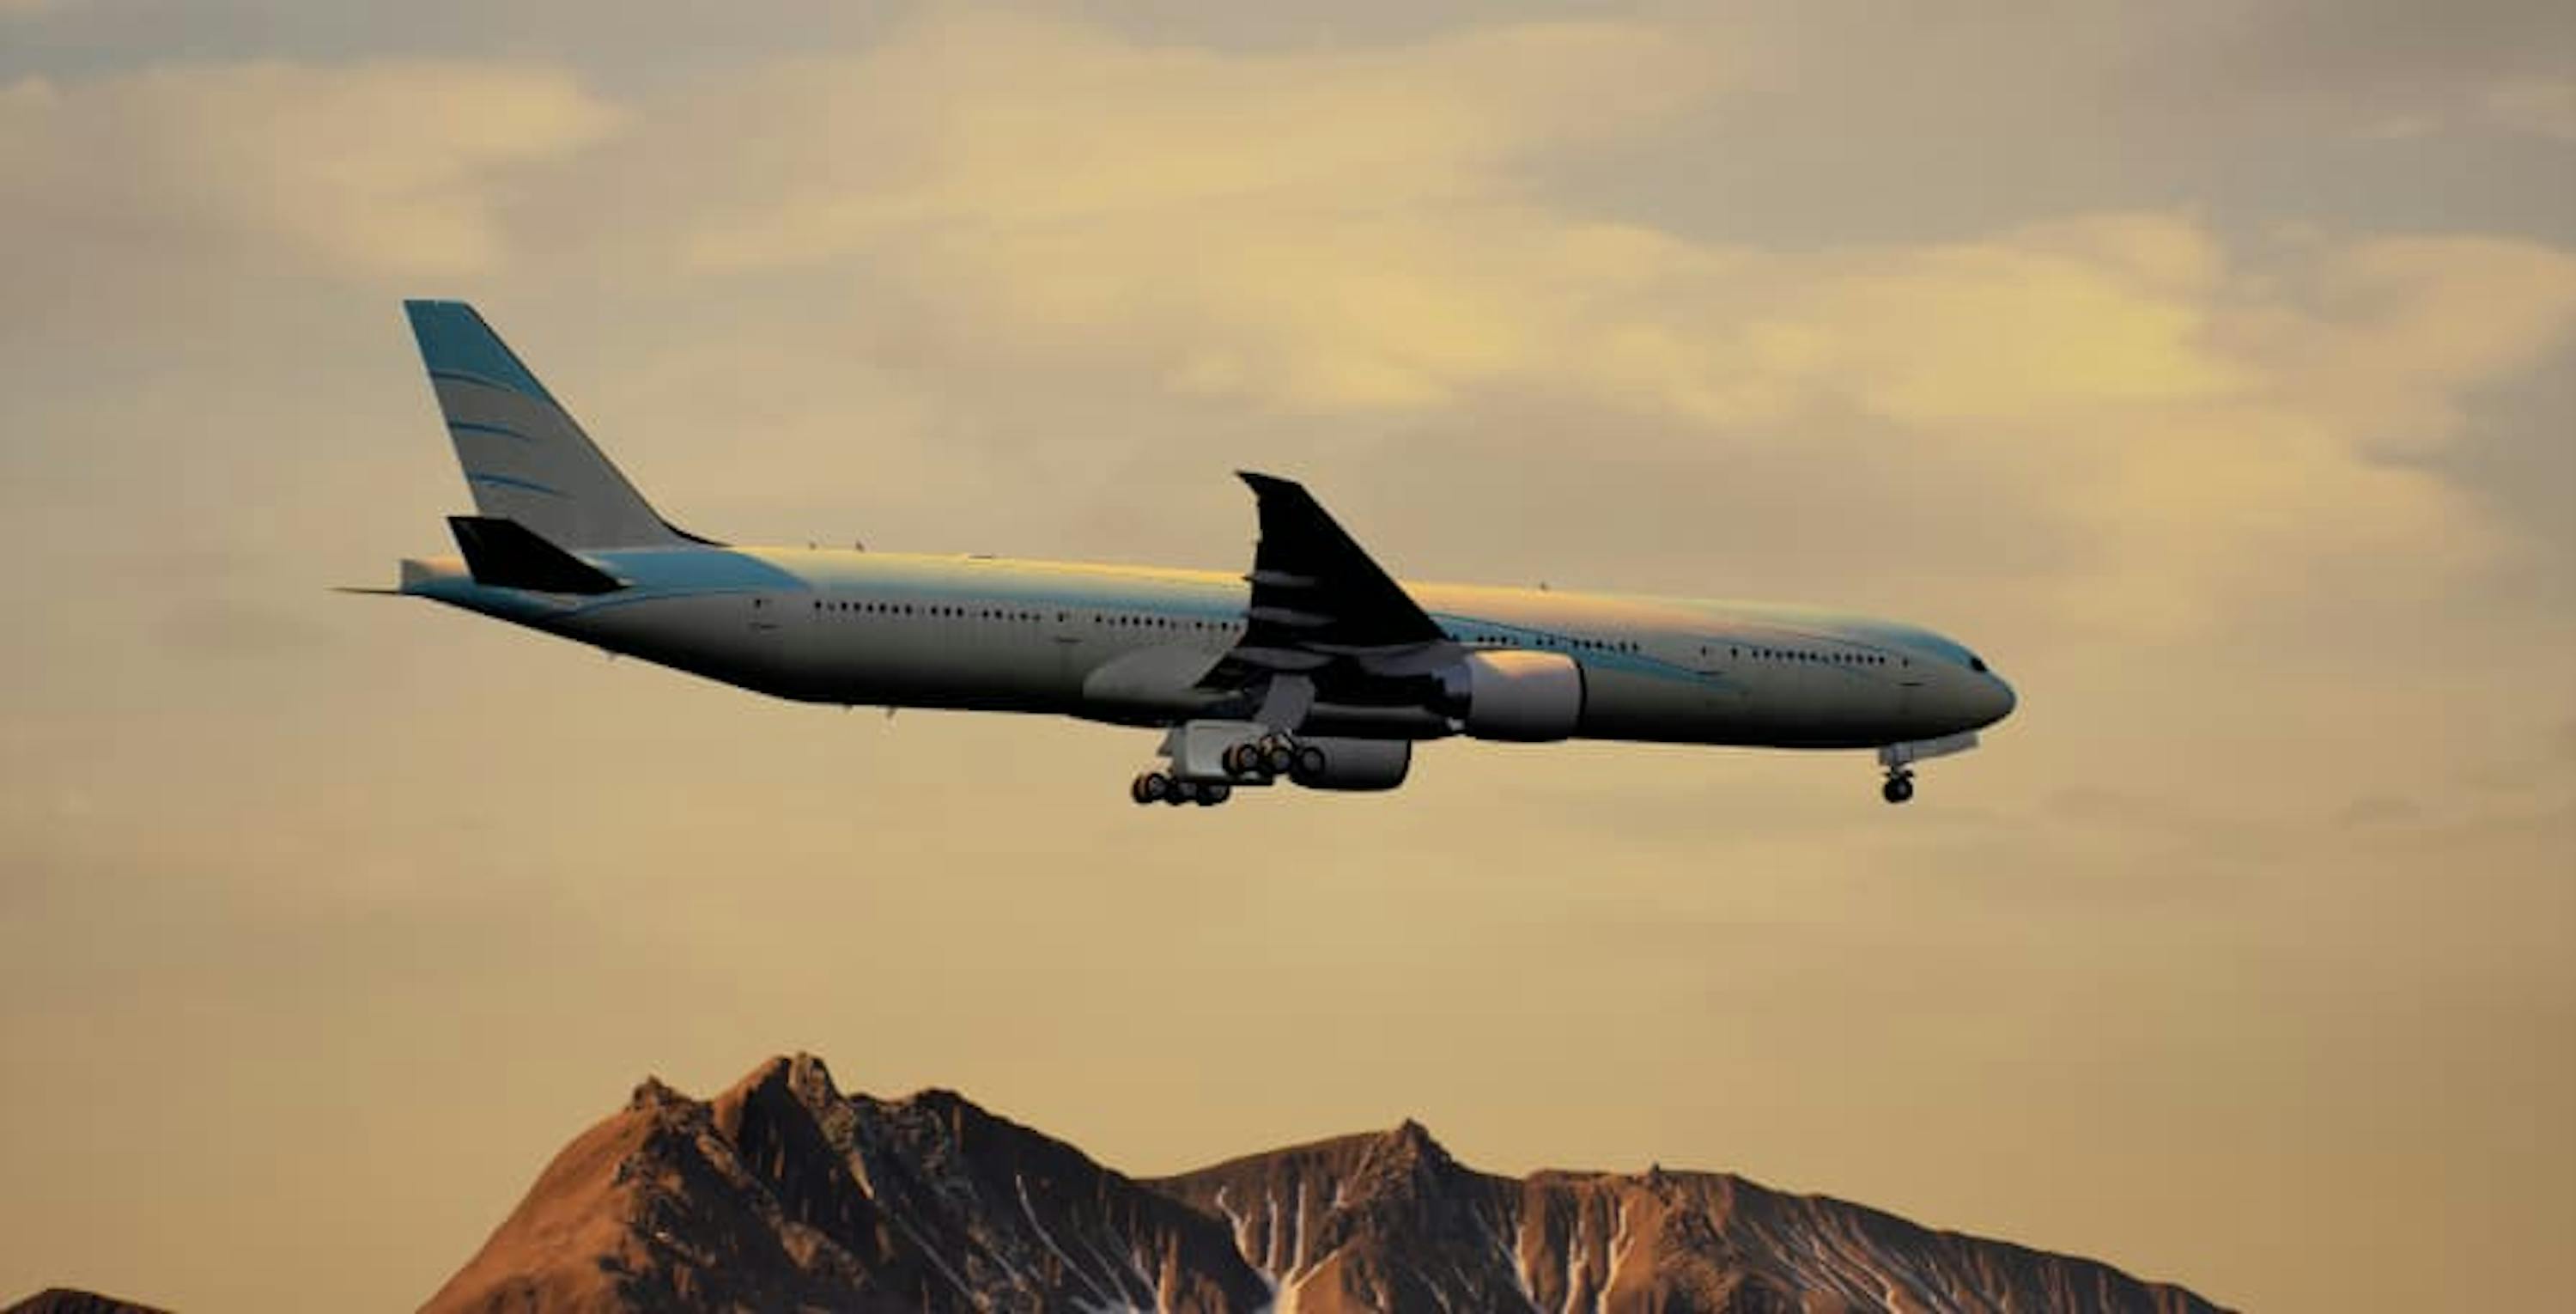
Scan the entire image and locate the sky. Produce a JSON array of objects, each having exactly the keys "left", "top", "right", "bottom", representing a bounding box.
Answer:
[{"left": 0, "top": 2, "right": 2570, "bottom": 1310}]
